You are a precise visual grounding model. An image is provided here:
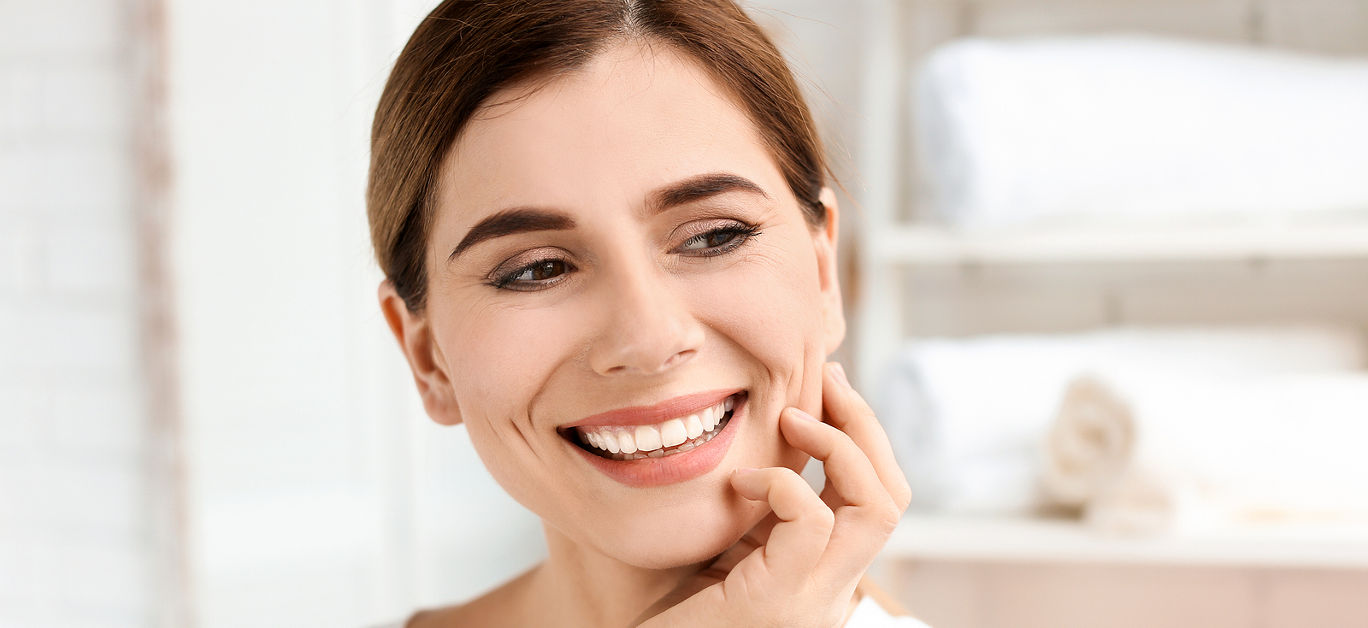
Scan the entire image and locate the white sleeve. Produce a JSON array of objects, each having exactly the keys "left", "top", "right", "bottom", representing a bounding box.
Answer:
[{"left": 845, "top": 596, "right": 934, "bottom": 628}]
